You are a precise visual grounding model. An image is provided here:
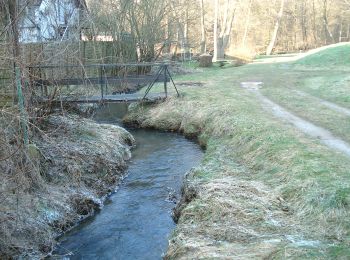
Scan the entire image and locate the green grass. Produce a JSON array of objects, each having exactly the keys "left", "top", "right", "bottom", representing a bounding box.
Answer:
[
  {"left": 127, "top": 45, "right": 350, "bottom": 258},
  {"left": 261, "top": 82, "right": 350, "bottom": 143},
  {"left": 300, "top": 73, "right": 350, "bottom": 109},
  {"left": 296, "top": 44, "right": 350, "bottom": 67}
]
